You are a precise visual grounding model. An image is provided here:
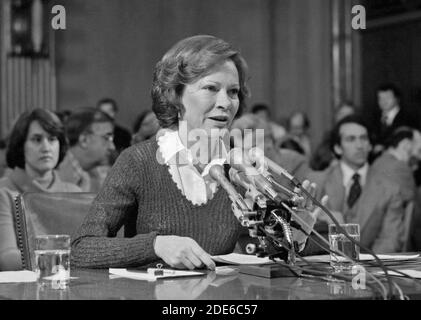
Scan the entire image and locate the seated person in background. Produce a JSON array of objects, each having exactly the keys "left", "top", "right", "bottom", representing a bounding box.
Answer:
[
  {"left": 371, "top": 127, "right": 420, "bottom": 205},
  {"left": 0, "top": 109, "right": 80, "bottom": 271},
  {"left": 231, "top": 113, "right": 311, "bottom": 184},
  {"left": 58, "top": 107, "right": 115, "bottom": 193},
  {"left": 335, "top": 101, "right": 356, "bottom": 123},
  {"left": 371, "top": 127, "right": 421, "bottom": 251},
  {"left": 310, "top": 114, "right": 407, "bottom": 253},
  {"left": 371, "top": 83, "right": 418, "bottom": 157},
  {"left": 280, "top": 137, "right": 306, "bottom": 155},
  {"left": 55, "top": 109, "right": 72, "bottom": 125},
  {"left": 287, "top": 111, "right": 312, "bottom": 159},
  {"left": 97, "top": 98, "right": 132, "bottom": 154},
  {"left": 131, "top": 109, "right": 160, "bottom": 145},
  {"left": 310, "top": 102, "right": 356, "bottom": 171},
  {"left": 0, "top": 138, "right": 9, "bottom": 178},
  {"left": 251, "top": 103, "right": 286, "bottom": 147},
  {"left": 71, "top": 35, "right": 324, "bottom": 270}
]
